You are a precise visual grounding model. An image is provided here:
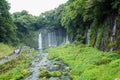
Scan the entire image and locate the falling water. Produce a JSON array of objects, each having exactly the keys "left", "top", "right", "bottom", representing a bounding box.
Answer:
[
  {"left": 94, "top": 28, "right": 101, "bottom": 48},
  {"left": 39, "top": 29, "right": 69, "bottom": 49},
  {"left": 38, "top": 33, "right": 42, "bottom": 53},
  {"left": 48, "top": 33, "right": 51, "bottom": 47},
  {"left": 110, "top": 18, "right": 117, "bottom": 51},
  {"left": 66, "top": 35, "right": 70, "bottom": 44},
  {"left": 86, "top": 29, "right": 91, "bottom": 44}
]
